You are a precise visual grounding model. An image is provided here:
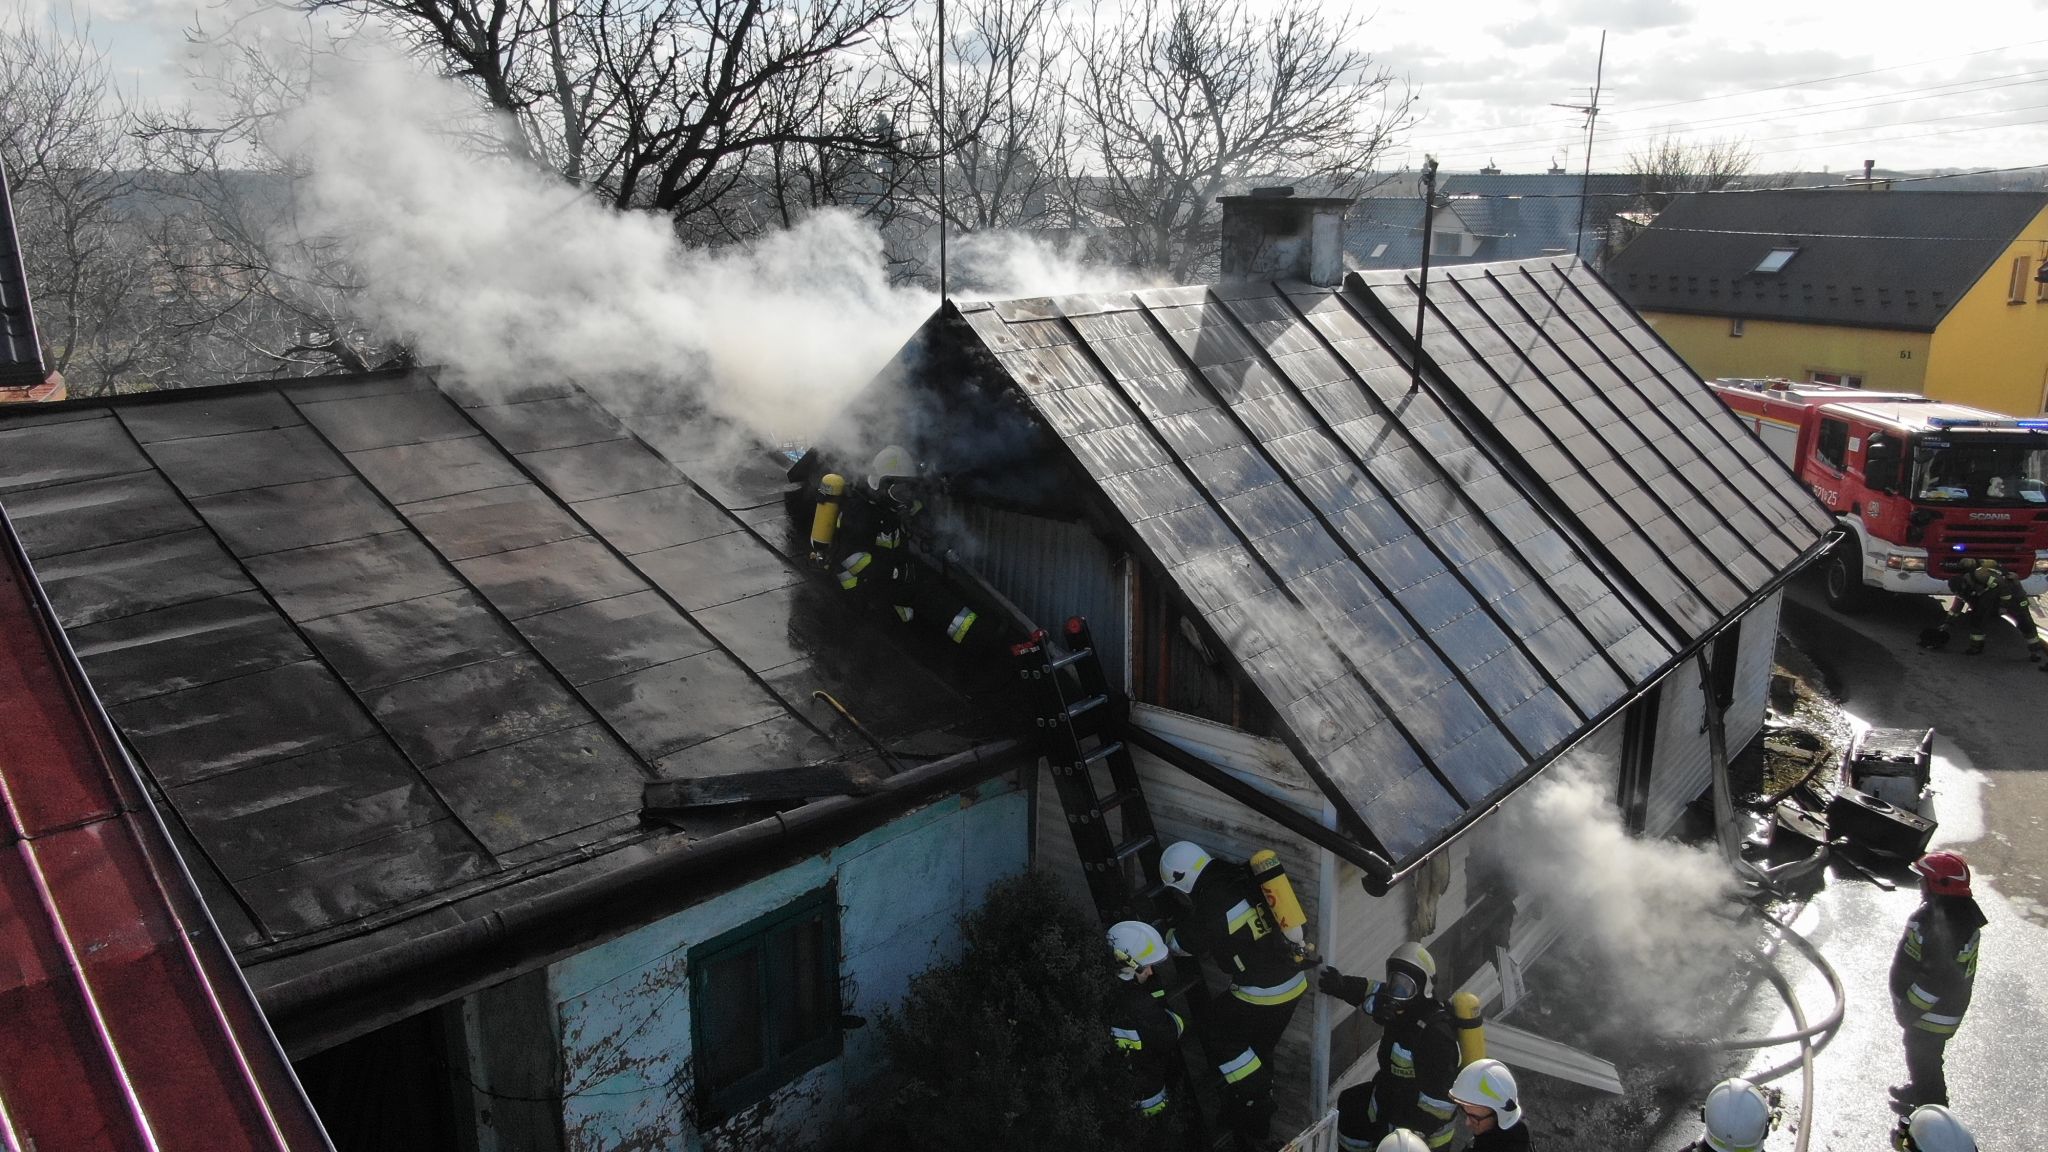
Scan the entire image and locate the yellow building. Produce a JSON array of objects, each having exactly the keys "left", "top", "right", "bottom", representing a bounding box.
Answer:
[{"left": 1607, "top": 189, "right": 2048, "bottom": 414}]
